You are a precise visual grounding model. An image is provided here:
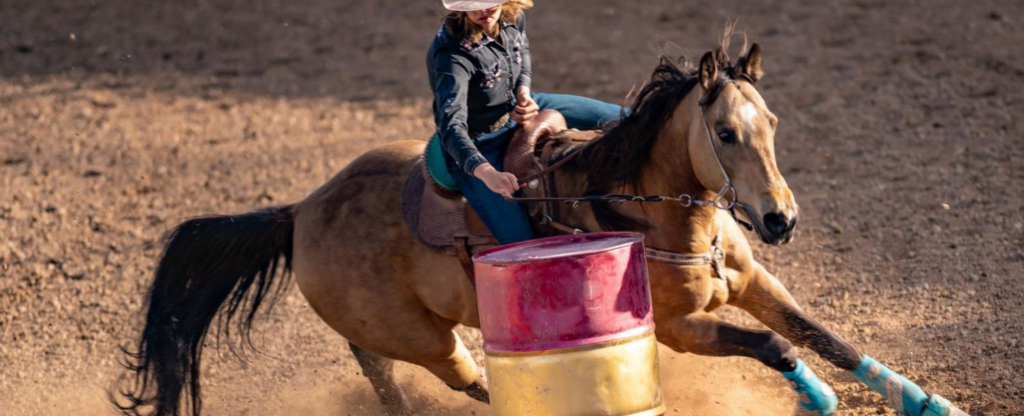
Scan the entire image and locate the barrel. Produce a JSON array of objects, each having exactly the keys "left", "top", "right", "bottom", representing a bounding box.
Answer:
[{"left": 473, "top": 232, "right": 664, "bottom": 416}]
